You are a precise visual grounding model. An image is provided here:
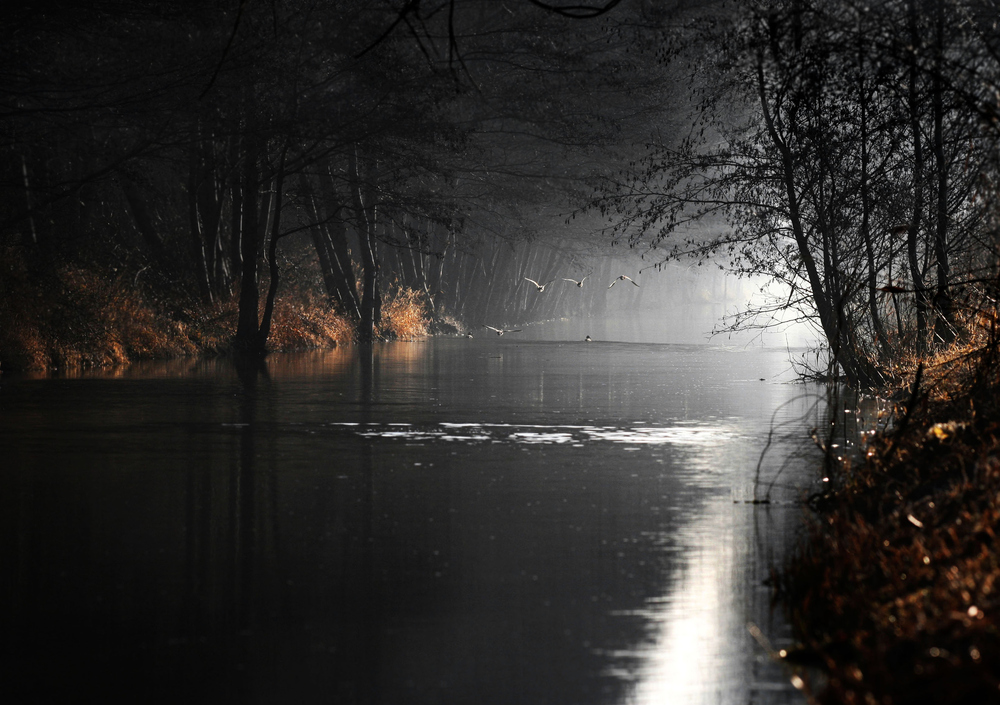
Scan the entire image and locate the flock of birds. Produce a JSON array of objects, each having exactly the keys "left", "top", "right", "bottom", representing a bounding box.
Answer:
[
  {"left": 523, "top": 274, "right": 639, "bottom": 292},
  {"left": 475, "top": 273, "right": 639, "bottom": 339}
]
